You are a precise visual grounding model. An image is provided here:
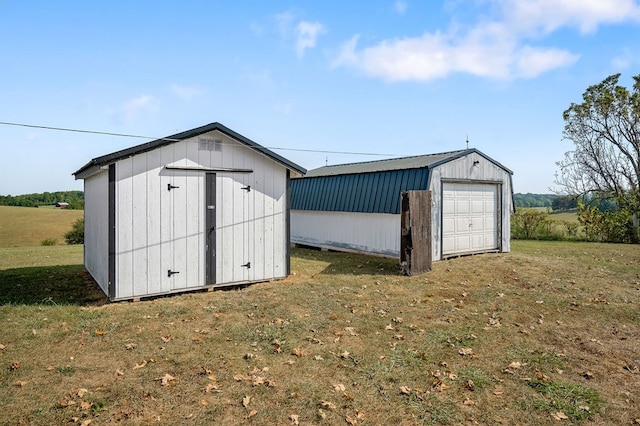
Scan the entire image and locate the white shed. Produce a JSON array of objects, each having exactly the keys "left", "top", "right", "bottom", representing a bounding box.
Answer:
[
  {"left": 74, "top": 122, "right": 306, "bottom": 301},
  {"left": 290, "top": 149, "right": 513, "bottom": 264}
]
